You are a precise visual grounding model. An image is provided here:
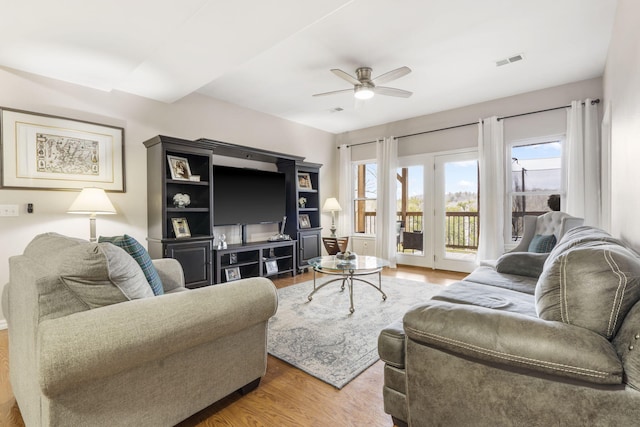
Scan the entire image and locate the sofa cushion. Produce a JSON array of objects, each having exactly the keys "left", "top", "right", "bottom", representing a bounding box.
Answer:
[
  {"left": 495, "top": 252, "right": 549, "bottom": 278},
  {"left": 23, "top": 232, "right": 86, "bottom": 267},
  {"left": 57, "top": 242, "right": 155, "bottom": 309},
  {"left": 463, "top": 266, "right": 538, "bottom": 295},
  {"left": 536, "top": 244, "right": 640, "bottom": 339},
  {"left": 544, "top": 226, "right": 627, "bottom": 270},
  {"left": 528, "top": 234, "right": 557, "bottom": 253},
  {"left": 99, "top": 234, "right": 164, "bottom": 295}
]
